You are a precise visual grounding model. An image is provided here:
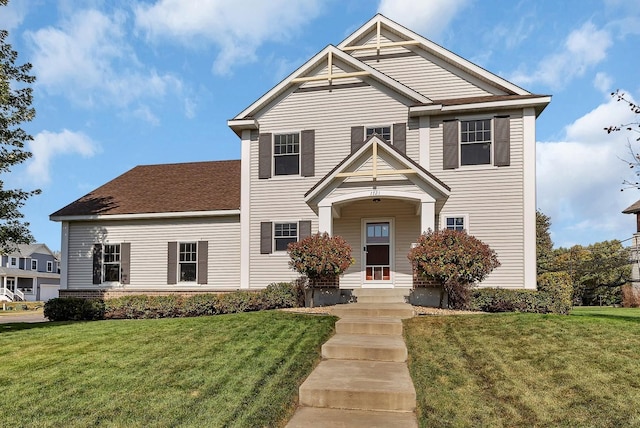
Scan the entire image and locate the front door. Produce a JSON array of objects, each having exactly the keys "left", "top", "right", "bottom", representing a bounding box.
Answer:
[{"left": 363, "top": 220, "right": 393, "bottom": 287}]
